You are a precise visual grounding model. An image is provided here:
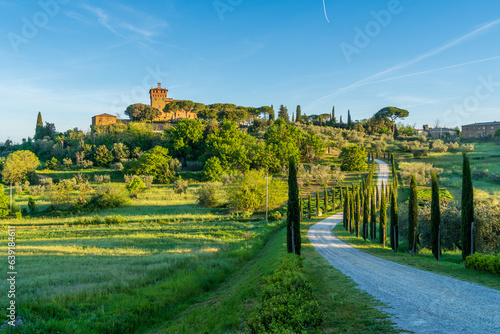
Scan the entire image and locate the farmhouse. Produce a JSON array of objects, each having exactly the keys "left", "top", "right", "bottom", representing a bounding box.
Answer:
[
  {"left": 461, "top": 121, "right": 500, "bottom": 138},
  {"left": 426, "top": 127, "right": 459, "bottom": 139},
  {"left": 91, "top": 113, "right": 117, "bottom": 127}
]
